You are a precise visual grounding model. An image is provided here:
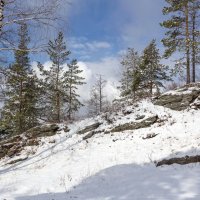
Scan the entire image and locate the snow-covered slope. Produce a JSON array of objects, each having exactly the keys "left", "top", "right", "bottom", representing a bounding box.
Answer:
[{"left": 0, "top": 100, "right": 200, "bottom": 200}]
